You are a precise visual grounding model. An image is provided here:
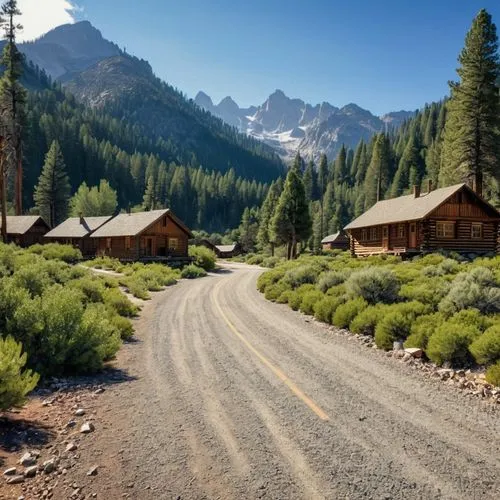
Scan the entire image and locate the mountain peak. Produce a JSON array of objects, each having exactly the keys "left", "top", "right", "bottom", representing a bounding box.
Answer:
[{"left": 195, "top": 91, "right": 214, "bottom": 109}]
